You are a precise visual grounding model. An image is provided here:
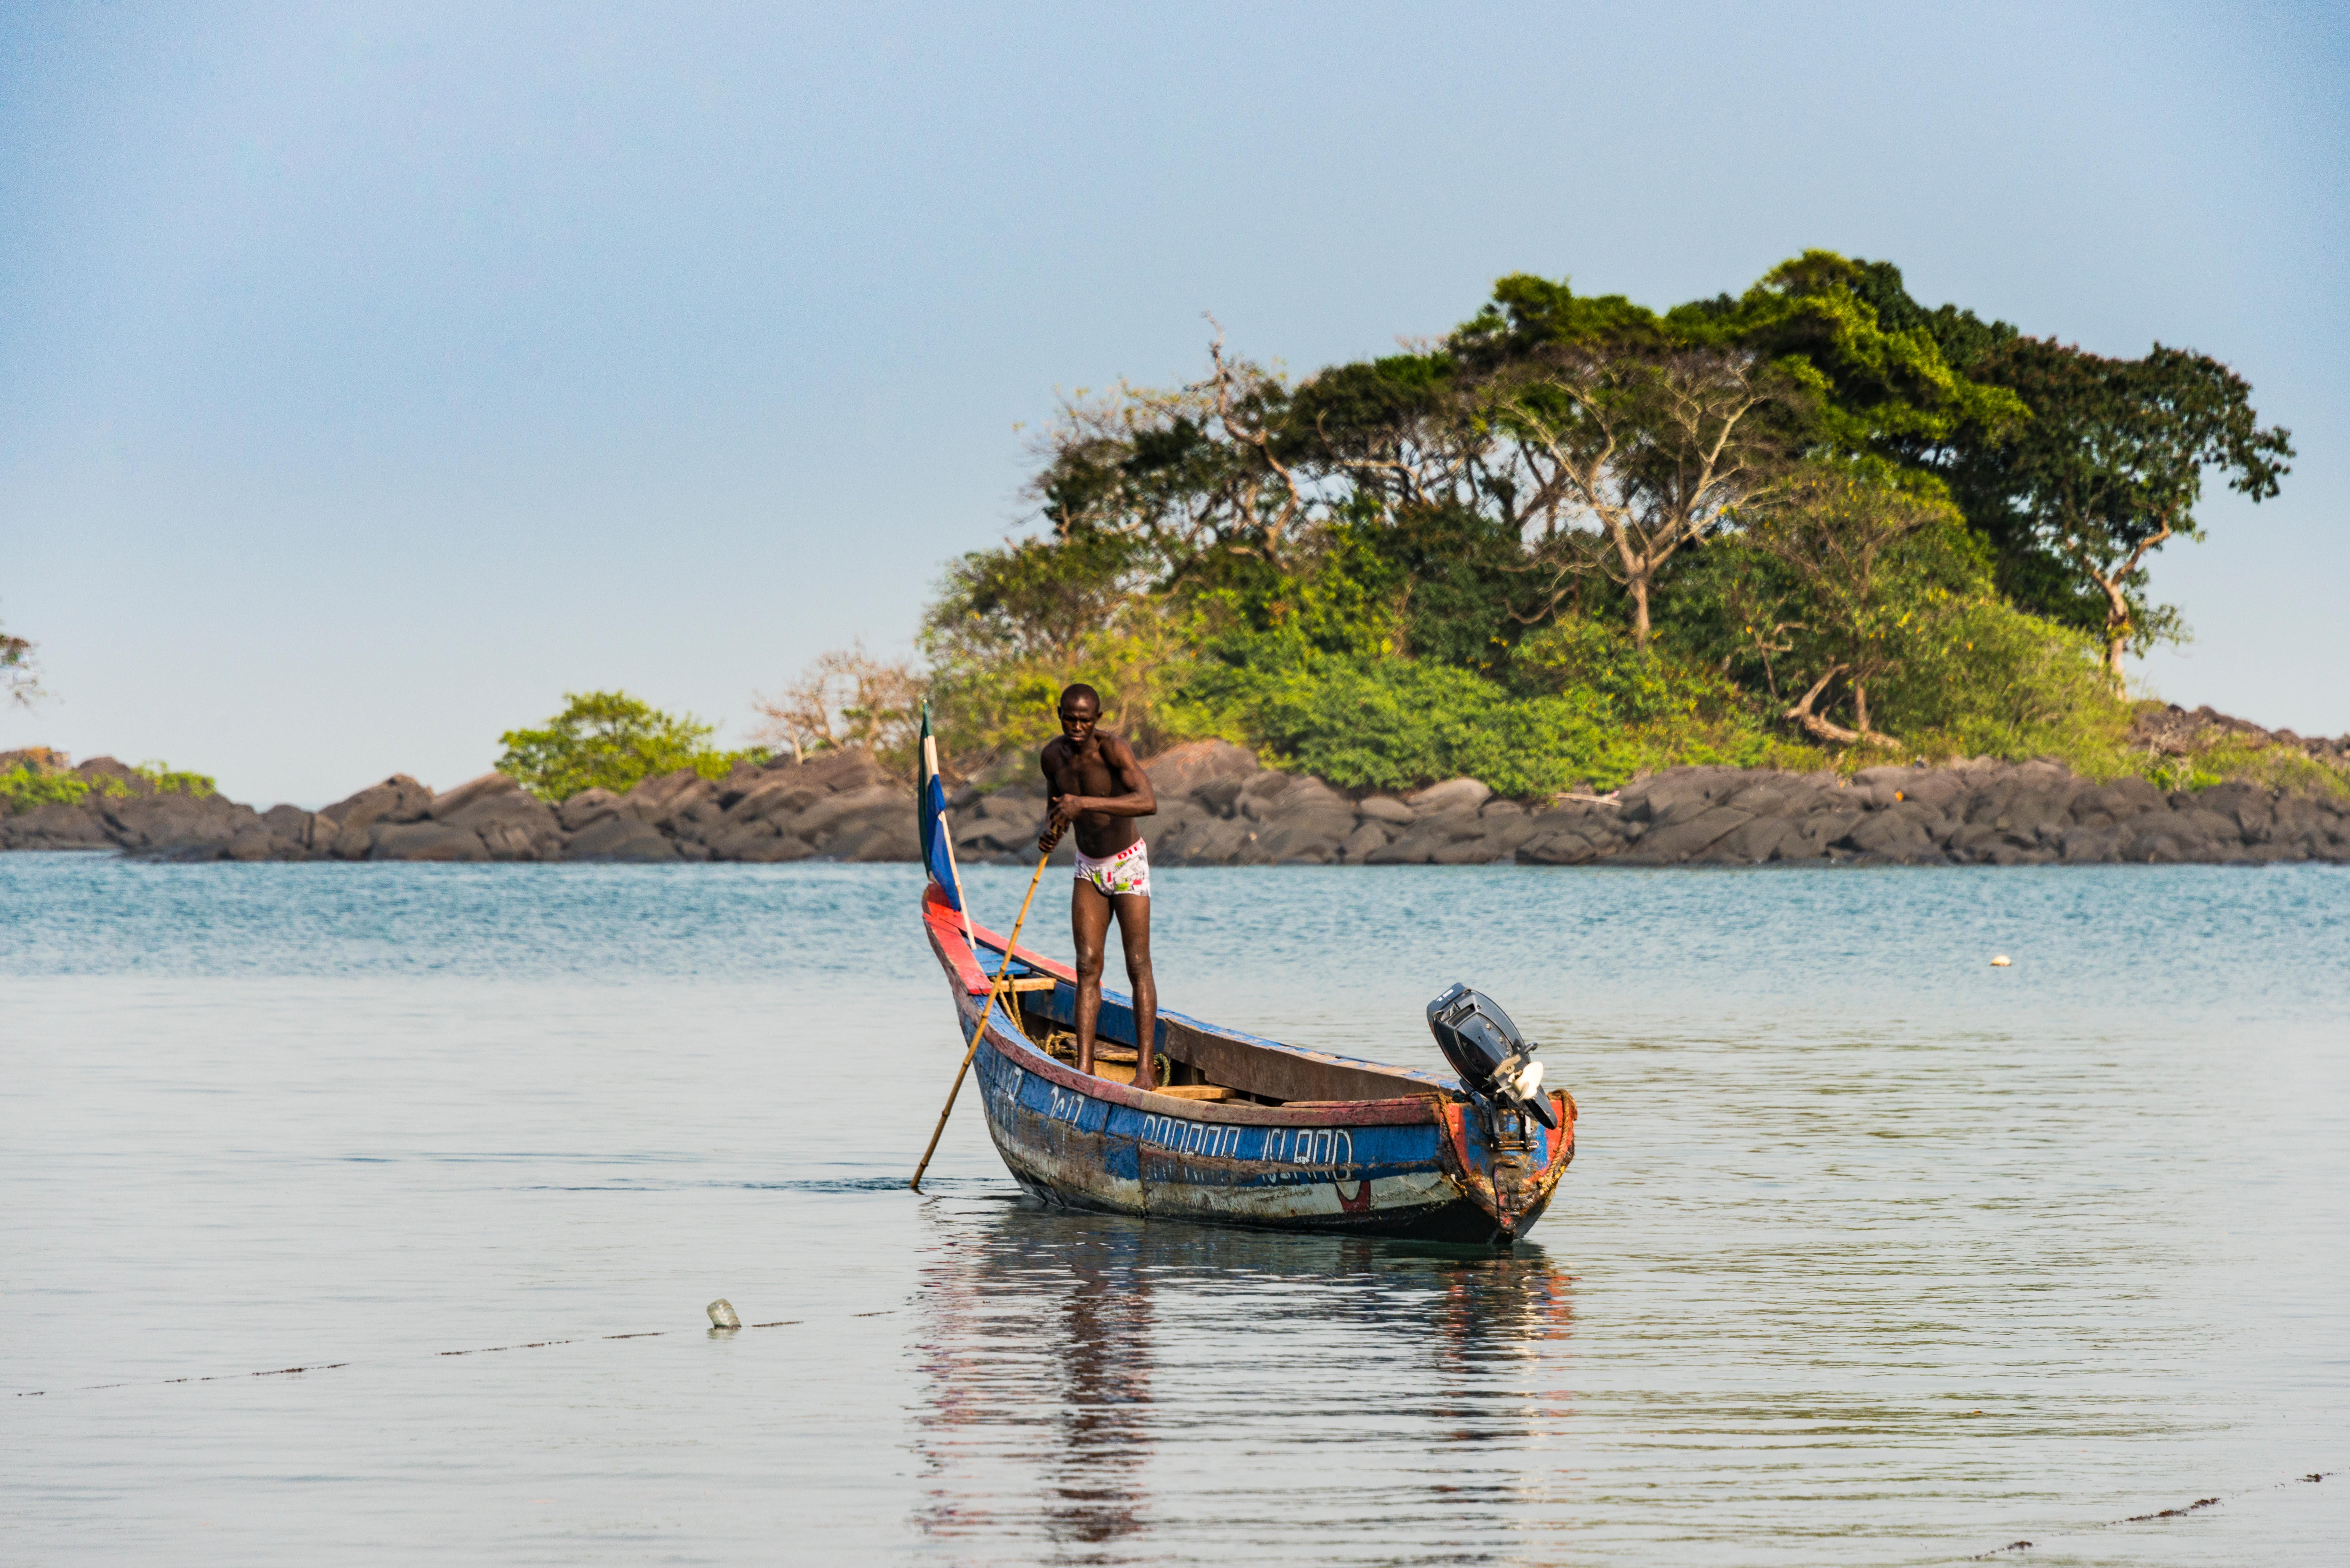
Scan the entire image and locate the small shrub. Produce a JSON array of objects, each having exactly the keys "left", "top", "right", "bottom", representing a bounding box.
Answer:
[
  {"left": 497, "top": 691, "right": 758, "bottom": 802},
  {"left": 2147, "top": 739, "right": 2350, "bottom": 799},
  {"left": 1225, "top": 658, "right": 1625, "bottom": 796},
  {"left": 2146, "top": 754, "right": 2218, "bottom": 794},
  {"left": 1874, "top": 597, "right": 2136, "bottom": 772},
  {"left": 1511, "top": 614, "right": 1737, "bottom": 722},
  {"left": 1, "top": 757, "right": 220, "bottom": 815},
  {"left": 1183, "top": 646, "right": 1819, "bottom": 797},
  {"left": 0, "top": 765, "right": 91, "bottom": 814},
  {"left": 136, "top": 761, "right": 216, "bottom": 799}
]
